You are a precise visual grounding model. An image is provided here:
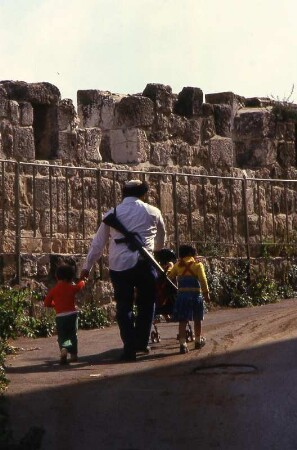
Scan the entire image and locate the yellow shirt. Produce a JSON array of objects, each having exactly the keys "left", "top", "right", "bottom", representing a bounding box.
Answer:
[{"left": 168, "top": 256, "right": 209, "bottom": 294}]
